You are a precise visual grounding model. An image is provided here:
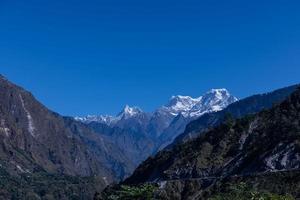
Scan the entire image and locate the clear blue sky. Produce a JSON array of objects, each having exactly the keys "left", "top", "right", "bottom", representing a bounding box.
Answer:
[{"left": 0, "top": 0, "right": 300, "bottom": 116}]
